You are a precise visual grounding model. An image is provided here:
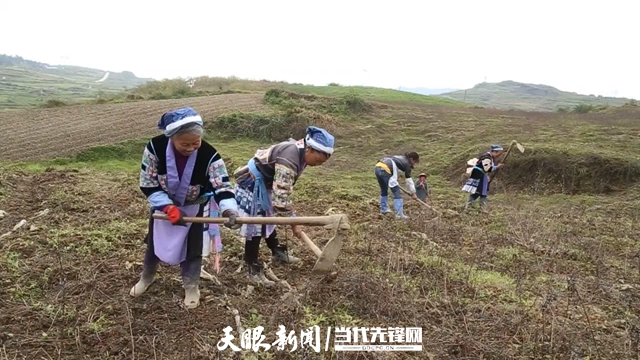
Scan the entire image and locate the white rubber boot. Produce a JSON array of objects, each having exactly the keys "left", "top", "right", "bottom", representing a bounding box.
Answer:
[
  {"left": 129, "top": 274, "right": 155, "bottom": 297},
  {"left": 183, "top": 284, "right": 200, "bottom": 309}
]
